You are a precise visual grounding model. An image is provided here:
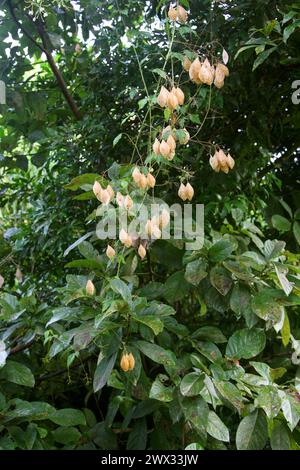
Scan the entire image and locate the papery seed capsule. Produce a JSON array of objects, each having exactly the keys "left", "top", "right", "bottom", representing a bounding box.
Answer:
[
  {"left": 177, "top": 5, "right": 188, "bottom": 23},
  {"left": 15, "top": 267, "right": 23, "bottom": 282},
  {"left": 124, "top": 195, "right": 133, "bottom": 210},
  {"left": 120, "top": 354, "right": 130, "bottom": 372},
  {"left": 189, "top": 58, "right": 202, "bottom": 84},
  {"left": 159, "top": 209, "right": 170, "bottom": 229},
  {"left": 106, "top": 244, "right": 116, "bottom": 259},
  {"left": 147, "top": 172, "right": 156, "bottom": 188},
  {"left": 132, "top": 166, "right": 141, "bottom": 184},
  {"left": 93, "top": 181, "right": 102, "bottom": 200},
  {"left": 221, "top": 164, "right": 230, "bottom": 174},
  {"left": 226, "top": 153, "right": 235, "bottom": 170},
  {"left": 209, "top": 155, "right": 221, "bottom": 172},
  {"left": 172, "top": 86, "right": 185, "bottom": 105},
  {"left": 215, "top": 149, "right": 227, "bottom": 167},
  {"left": 116, "top": 192, "right": 124, "bottom": 207},
  {"left": 157, "top": 86, "right": 170, "bottom": 107},
  {"left": 214, "top": 77, "right": 224, "bottom": 89},
  {"left": 179, "top": 128, "right": 190, "bottom": 145},
  {"left": 138, "top": 244, "right": 146, "bottom": 260},
  {"left": 167, "top": 134, "right": 176, "bottom": 152},
  {"left": 216, "top": 63, "right": 229, "bottom": 77},
  {"left": 167, "top": 91, "right": 179, "bottom": 110},
  {"left": 86, "top": 279, "right": 95, "bottom": 296},
  {"left": 167, "top": 150, "right": 175, "bottom": 161},
  {"left": 128, "top": 352, "right": 135, "bottom": 370},
  {"left": 138, "top": 173, "right": 148, "bottom": 190},
  {"left": 151, "top": 222, "right": 162, "bottom": 239},
  {"left": 153, "top": 138, "right": 161, "bottom": 156},
  {"left": 162, "top": 125, "right": 173, "bottom": 140},
  {"left": 178, "top": 183, "right": 187, "bottom": 201},
  {"left": 168, "top": 6, "right": 178, "bottom": 21},
  {"left": 119, "top": 229, "right": 132, "bottom": 247},
  {"left": 145, "top": 219, "right": 153, "bottom": 237},
  {"left": 183, "top": 56, "right": 192, "bottom": 71},
  {"left": 160, "top": 140, "right": 171, "bottom": 158},
  {"left": 106, "top": 185, "right": 114, "bottom": 201},
  {"left": 100, "top": 189, "right": 110, "bottom": 205},
  {"left": 185, "top": 182, "right": 194, "bottom": 201},
  {"left": 199, "top": 58, "right": 214, "bottom": 85}
]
